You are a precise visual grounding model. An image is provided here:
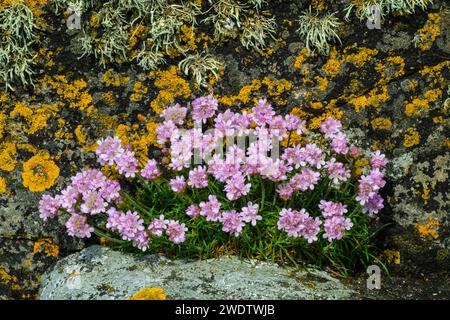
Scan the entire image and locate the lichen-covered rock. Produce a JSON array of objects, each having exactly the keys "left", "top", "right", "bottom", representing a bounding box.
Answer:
[{"left": 39, "top": 246, "right": 355, "bottom": 300}]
